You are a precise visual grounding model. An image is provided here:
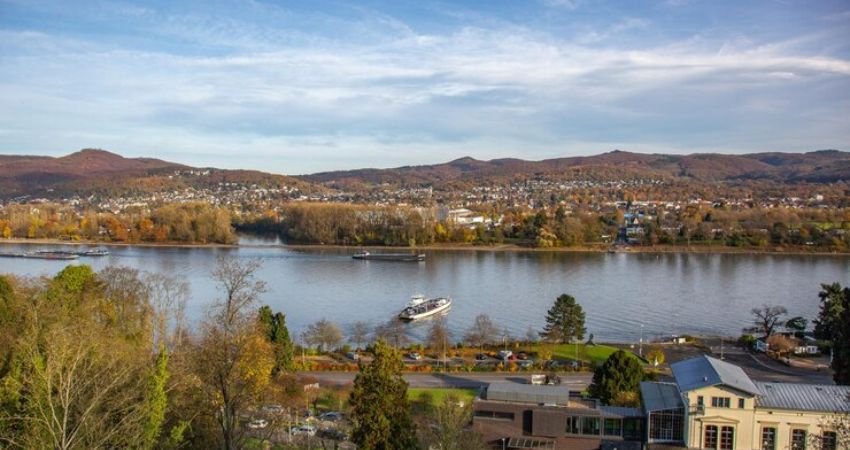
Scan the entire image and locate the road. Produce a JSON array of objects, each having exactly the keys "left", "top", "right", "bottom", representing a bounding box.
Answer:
[{"left": 303, "top": 371, "right": 594, "bottom": 389}]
